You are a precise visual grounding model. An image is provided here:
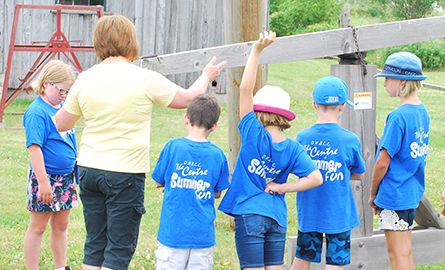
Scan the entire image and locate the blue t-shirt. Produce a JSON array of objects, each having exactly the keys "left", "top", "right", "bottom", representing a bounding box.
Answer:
[
  {"left": 375, "top": 103, "right": 429, "bottom": 210},
  {"left": 152, "top": 137, "right": 230, "bottom": 249},
  {"left": 218, "top": 111, "right": 318, "bottom": 227},
  {"left": 296, "top": 123, "right": 366, "bottom": 234},
  {"left": 23, "top": 96, "right": 77, "bottom": 175}
]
